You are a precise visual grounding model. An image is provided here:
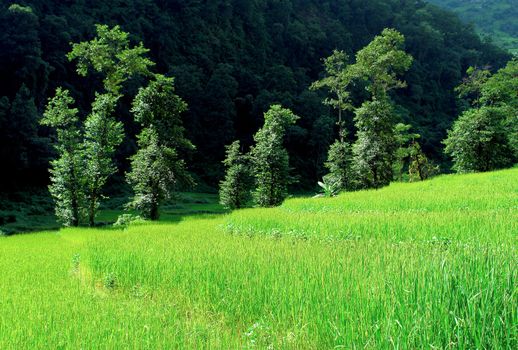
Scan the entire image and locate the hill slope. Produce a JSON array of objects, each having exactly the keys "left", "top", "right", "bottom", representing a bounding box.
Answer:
[
  {"left": 428, "top": 0, "right": 518, "bottom": 54},
  {"left": 0, "top": 0, "right": 511, "bottom": 189},
  {"left": 1, "top": 168, "right": 516, "bottom": 348}
]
